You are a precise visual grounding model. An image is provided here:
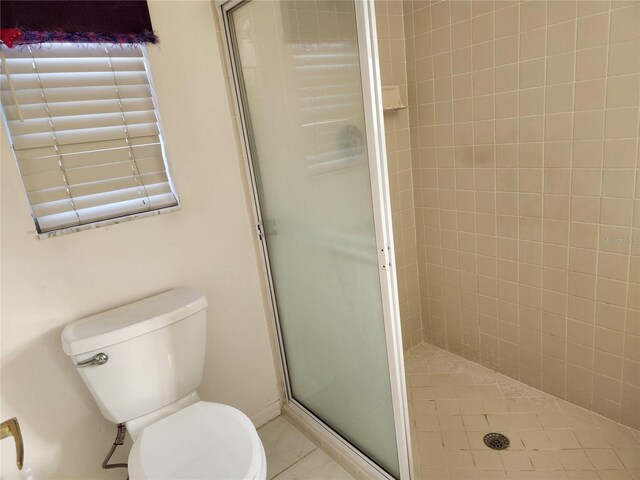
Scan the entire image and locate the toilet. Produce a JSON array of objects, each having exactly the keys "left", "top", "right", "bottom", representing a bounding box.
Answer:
[{"left": 61, "top": 288, "right": 267, "bottom": 480}]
